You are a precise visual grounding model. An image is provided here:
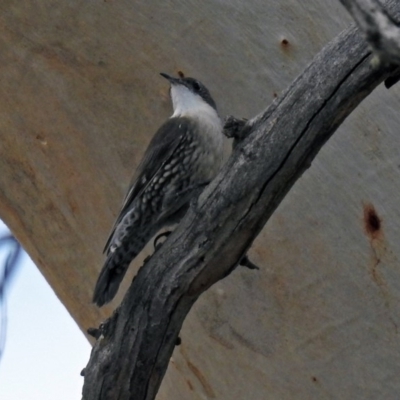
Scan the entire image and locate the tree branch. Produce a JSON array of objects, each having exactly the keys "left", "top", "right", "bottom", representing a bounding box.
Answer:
[{"left": 82, "top": 3, "right": 400, "bottom": 399}]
